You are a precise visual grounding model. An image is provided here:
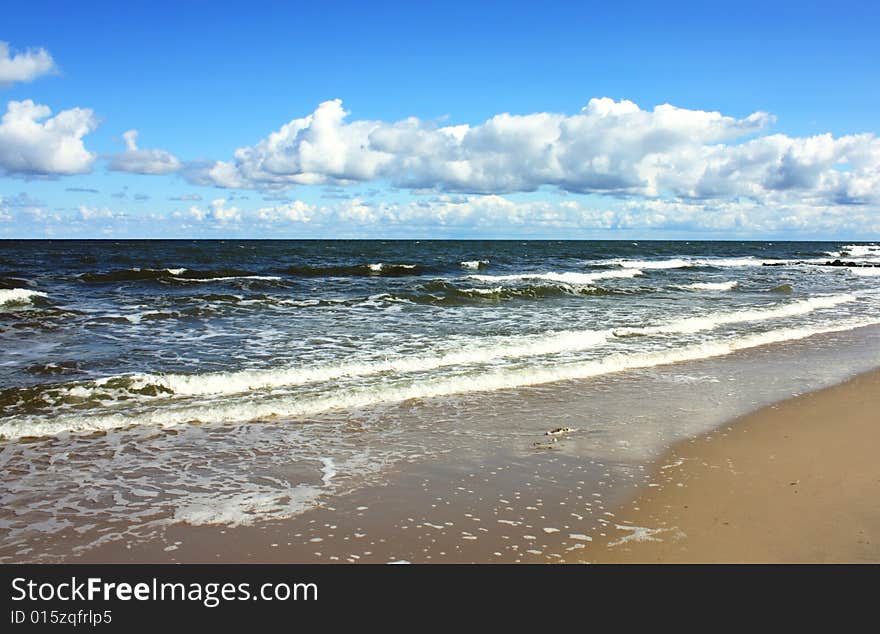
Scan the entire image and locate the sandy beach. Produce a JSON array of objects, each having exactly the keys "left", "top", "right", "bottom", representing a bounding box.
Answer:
[{"left": 590, "top": 369, "right": 880, "bottom": 563}]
